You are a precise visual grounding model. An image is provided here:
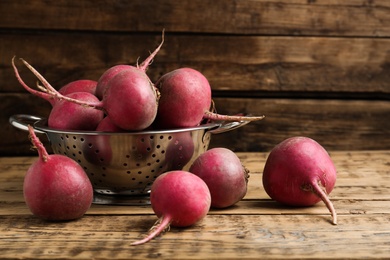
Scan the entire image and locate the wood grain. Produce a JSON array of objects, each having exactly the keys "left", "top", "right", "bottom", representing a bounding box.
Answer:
[
  {"left": 1, "top": 0, "right": 389, "bottom": 36},
  {"left": 0, "top": 151, "right": 389, "bottom": 259},
  {"left": 2, "top": 33, "right": 389, "bottom": 94}
]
